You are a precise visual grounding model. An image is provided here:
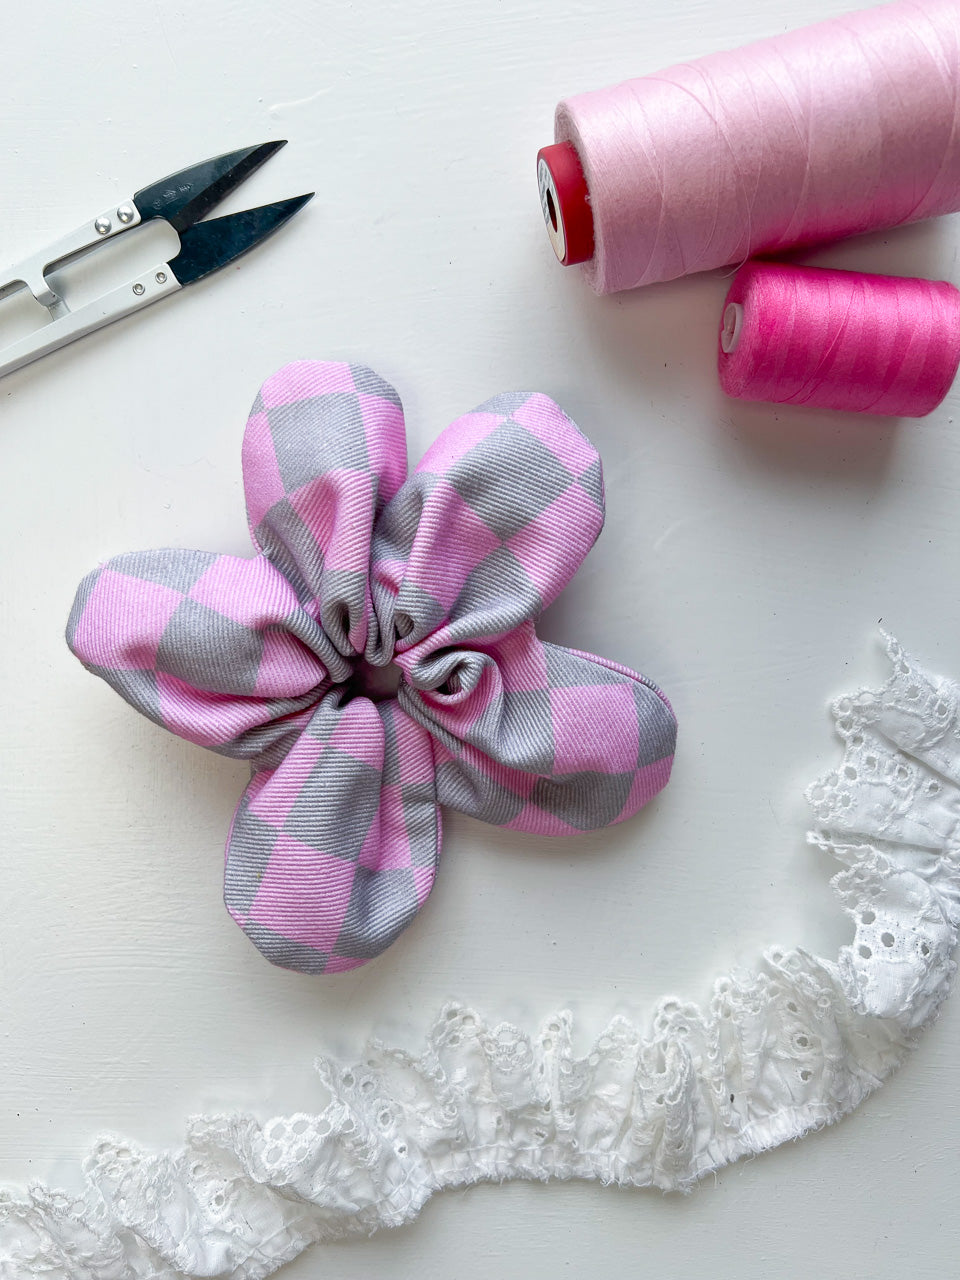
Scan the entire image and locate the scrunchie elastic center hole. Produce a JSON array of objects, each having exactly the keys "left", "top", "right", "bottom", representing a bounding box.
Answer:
[{"left": 344, "top": 658, "right": 403, "bottom": 703}]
